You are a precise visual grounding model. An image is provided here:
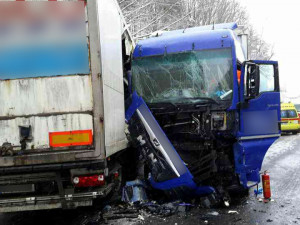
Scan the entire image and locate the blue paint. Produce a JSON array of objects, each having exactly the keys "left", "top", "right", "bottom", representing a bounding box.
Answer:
[
  {"left": 228, "top": 34, "right": 239, "bottom": 110},
  {"left": 149, "top": 172, "right": 215, "bottom": 196},
  {"left": 234, "top": 137, "right": 278, "bottom": 188},
  {"left": 0, "top": 43, "right": 90, "bottom": 79},
  {"left": 133, "top": 29, "right": 234, "bottom": 58},
  {"left": 235, "top": 60, "right": 280, "bottom": 187},
  {"left": 125, "top": 91, "right": 144, "bottom": 122},
  {"left": 238, "top": 62, "right": 280, "bottom": 137},
  {"left": 149, "top": 172, "right": 195, "bottom": 190}
]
